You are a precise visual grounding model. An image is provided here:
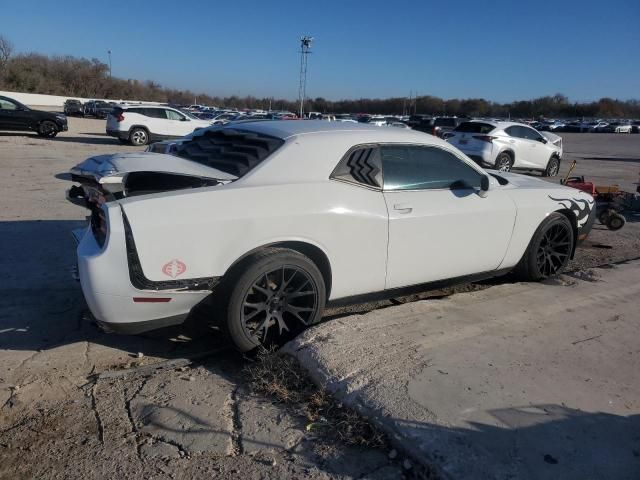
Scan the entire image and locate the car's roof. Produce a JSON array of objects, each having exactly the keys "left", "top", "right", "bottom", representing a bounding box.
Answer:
[
  {"left": 464, "top": 119, "right": 533, "bottom": 130},
  {"left": 221, "top": 119, "right": 440, "bottom": 143}
]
